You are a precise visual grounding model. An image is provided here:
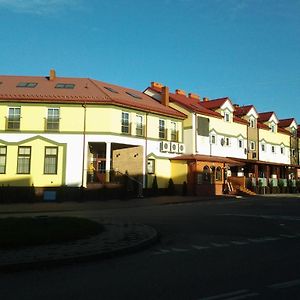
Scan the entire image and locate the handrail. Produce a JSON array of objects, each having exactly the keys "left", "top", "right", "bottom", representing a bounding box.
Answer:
[{"left": 112, "top": 169, "right": 143, "bottom": 198}]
